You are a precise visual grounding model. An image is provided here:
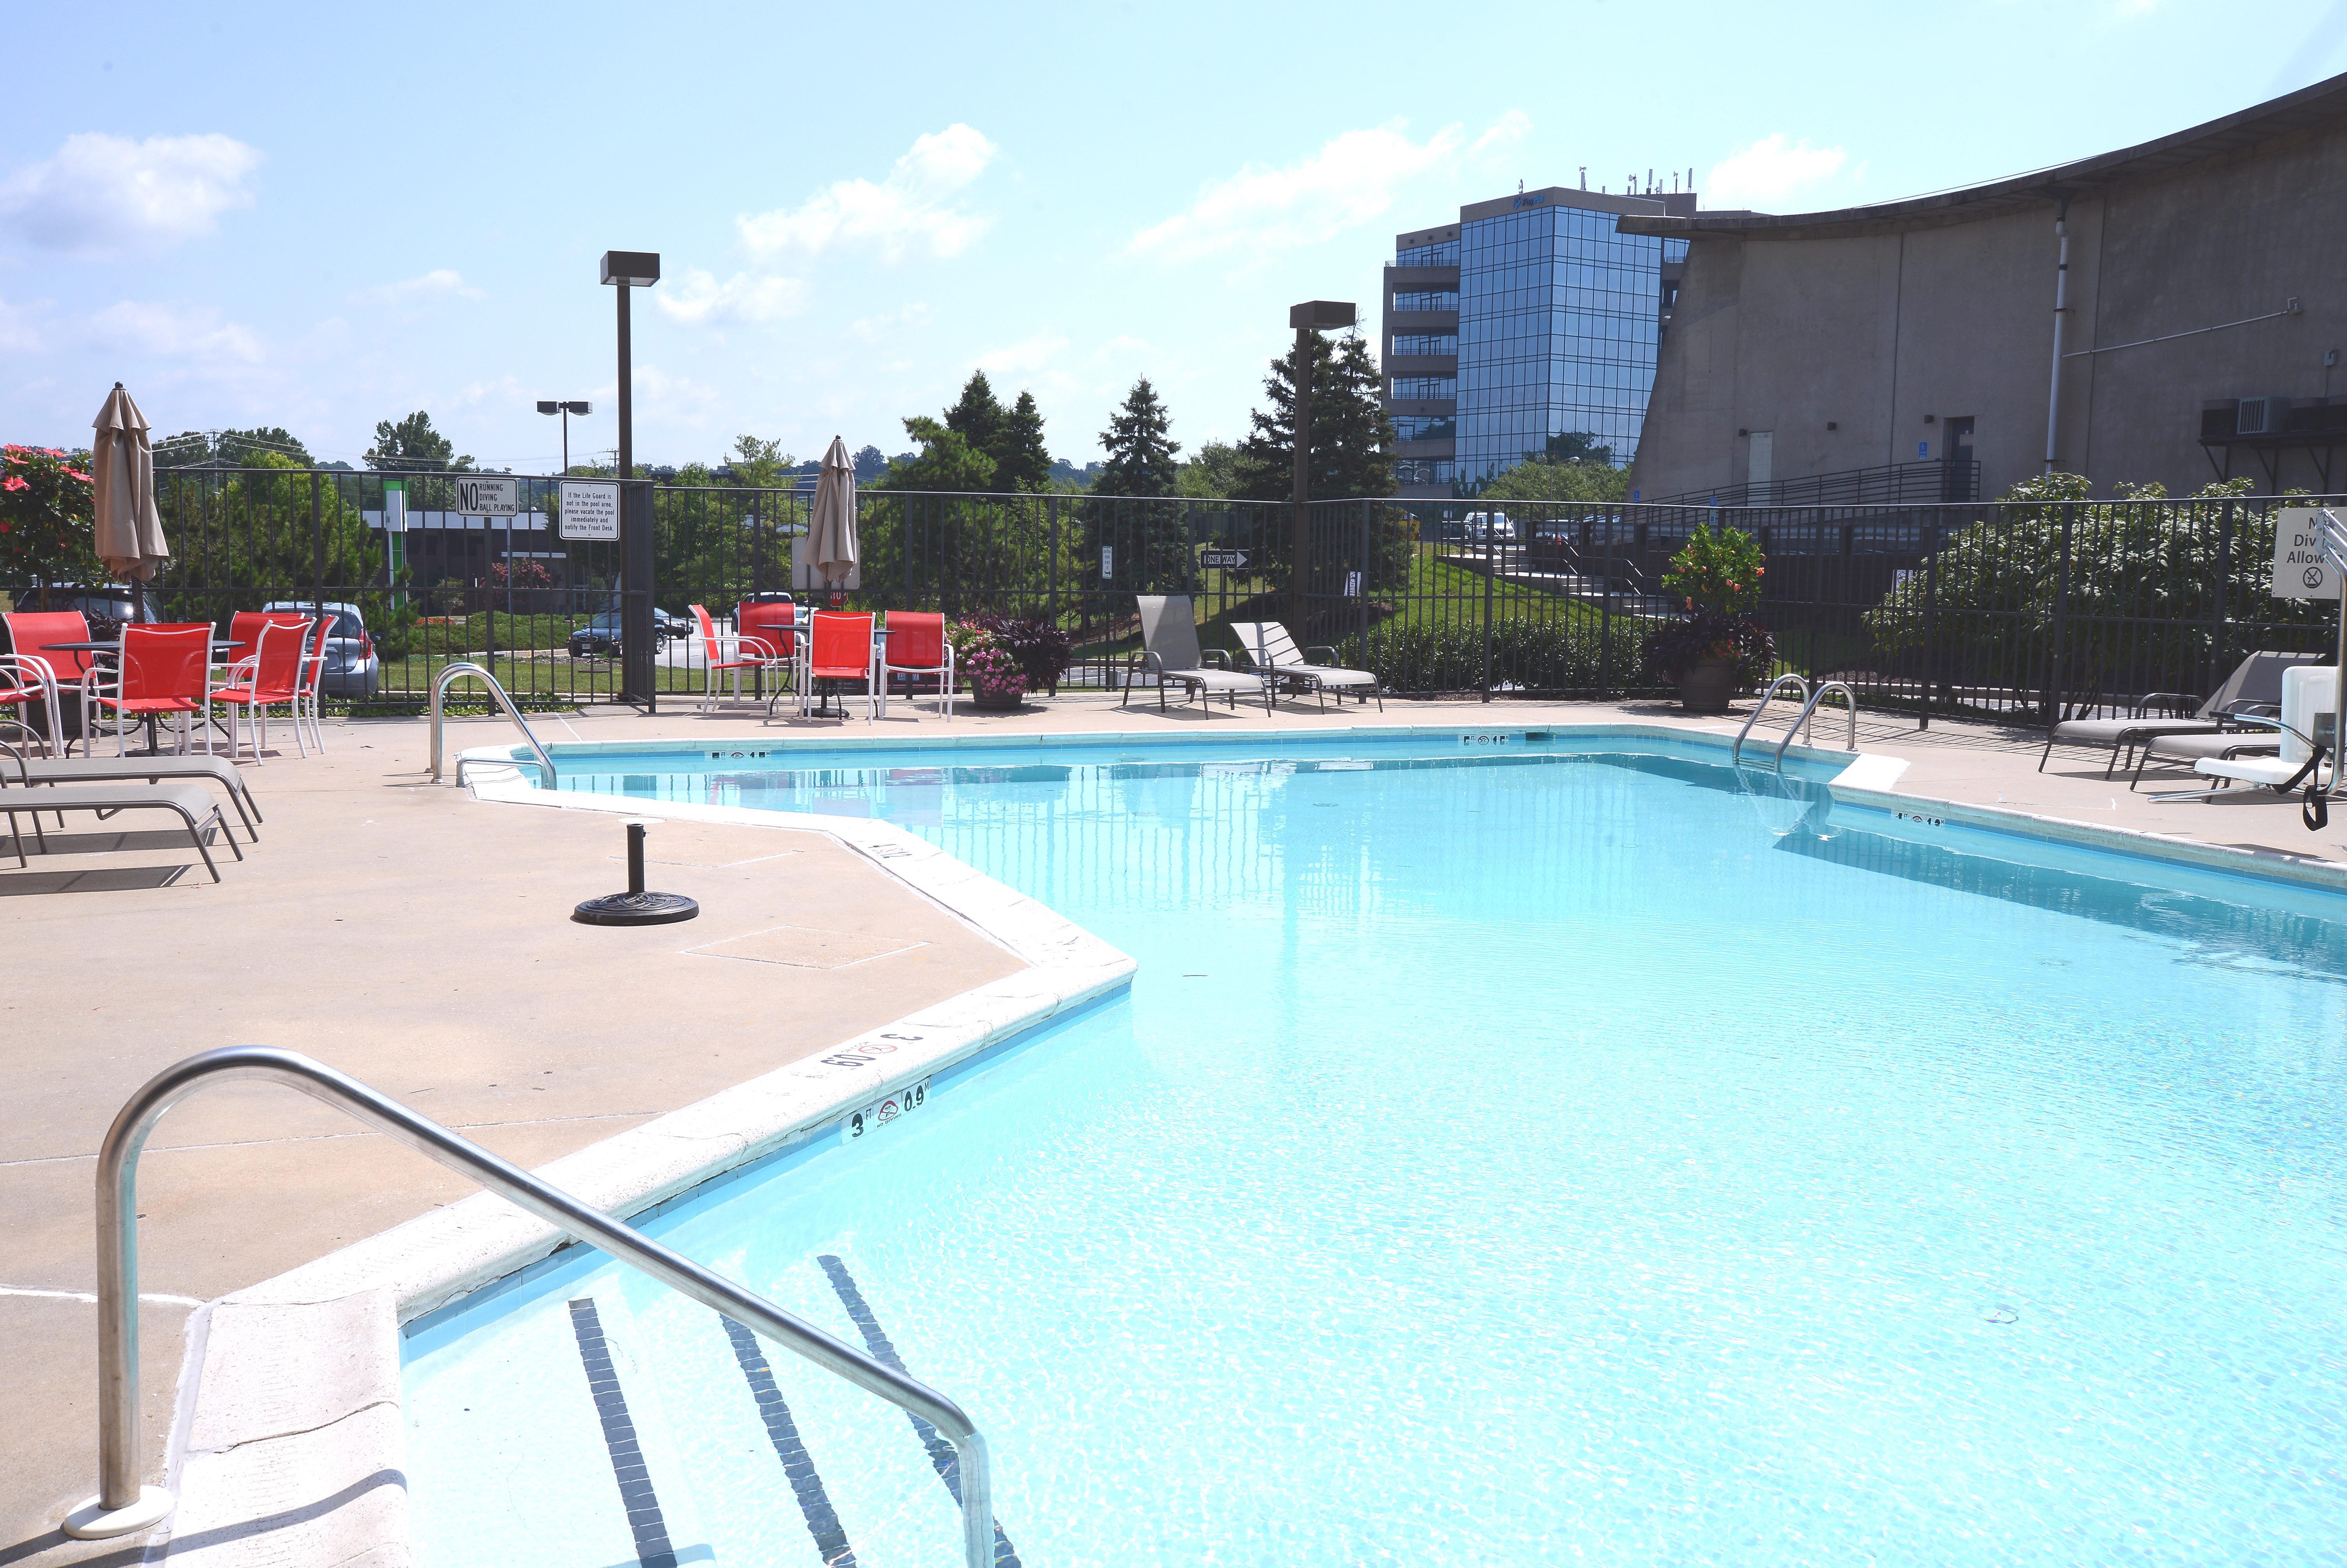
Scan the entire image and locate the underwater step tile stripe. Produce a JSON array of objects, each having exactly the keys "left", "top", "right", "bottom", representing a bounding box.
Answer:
[
  {"left": 719, "top": 1314, "right": 859, "bottom": 1567},
  {"left": 816, "top": 1255, "right": 1023, "bottom": 1568},
  {"left": 570, "top": 1297, "right": 681, "bottom": 1568}
]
